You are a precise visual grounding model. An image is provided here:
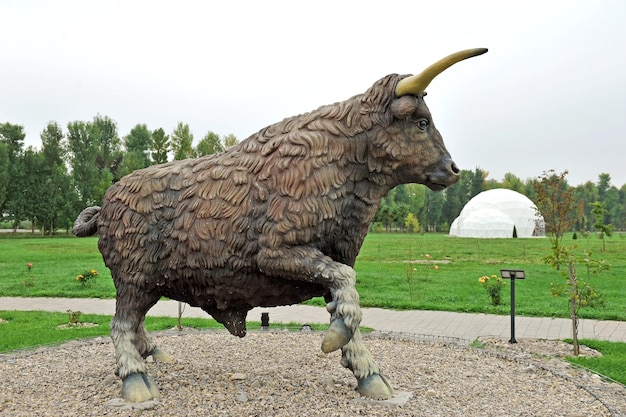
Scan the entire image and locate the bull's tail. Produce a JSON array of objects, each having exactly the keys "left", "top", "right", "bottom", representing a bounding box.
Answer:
[{"left": 73, "top": 206, "right": 101, "bottom": 237}]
